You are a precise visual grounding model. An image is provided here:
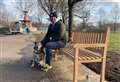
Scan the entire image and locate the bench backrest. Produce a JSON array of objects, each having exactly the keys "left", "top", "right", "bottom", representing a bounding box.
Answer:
[
  {"left": 71, "top": 27, "right": 110, "bottom": 55},
  {"left": 72, "top": 27, "right": 110, "bottom": 44}
]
